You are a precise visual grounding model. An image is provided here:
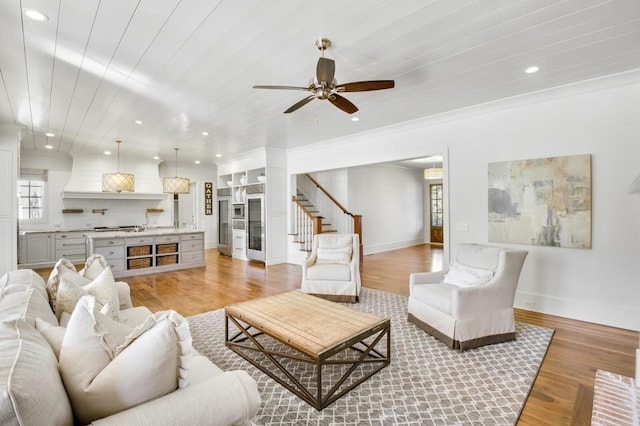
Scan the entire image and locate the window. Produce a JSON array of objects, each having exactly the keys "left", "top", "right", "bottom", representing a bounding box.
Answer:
[{"left": 18, "top": 169, "right": 47, "bottom": 222}]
